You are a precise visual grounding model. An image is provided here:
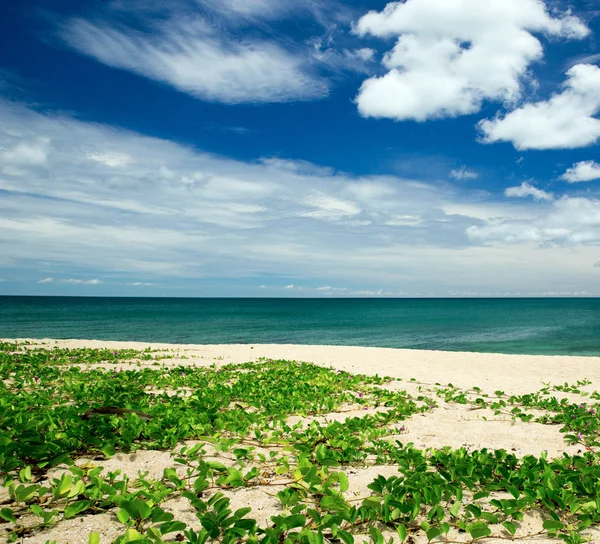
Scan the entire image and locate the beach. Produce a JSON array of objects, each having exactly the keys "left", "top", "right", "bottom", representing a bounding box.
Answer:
[
  {"left": 3, "top": 339, "right": 600, "bottom": 544},
  {"left": 28, "top": 338, "right": 600, "bottom": 395}
]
